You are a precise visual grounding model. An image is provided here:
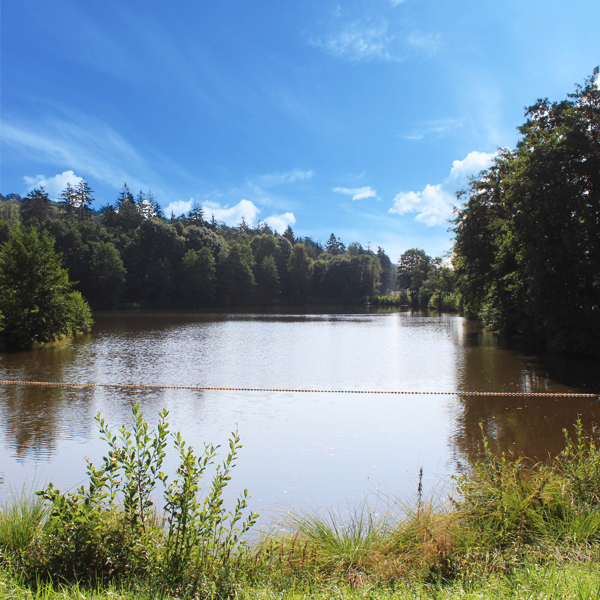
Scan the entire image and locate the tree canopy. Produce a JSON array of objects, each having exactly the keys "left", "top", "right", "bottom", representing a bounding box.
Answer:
[
  {"left": 453, "top": 69, "right": 600, "bottom": 355},
  {"left": 0, "top": 227, "right": 93, "bottom": 349},
  {"left": 0, "top": 187, "right": 401, "bottom": 313}
]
